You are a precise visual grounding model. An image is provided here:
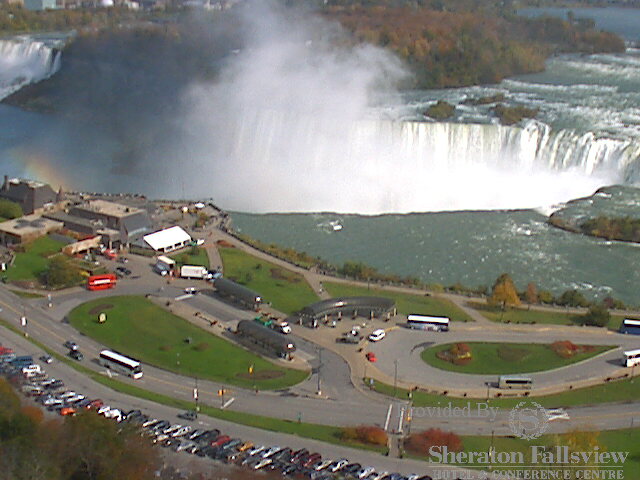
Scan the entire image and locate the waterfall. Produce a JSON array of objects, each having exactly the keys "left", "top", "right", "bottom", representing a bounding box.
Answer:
[
  {"left": 0, "top": 37, "right": 61, "bottom": 101},
  {"left": 197, "top": 108, "right": 640, "bottom": 213}
]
